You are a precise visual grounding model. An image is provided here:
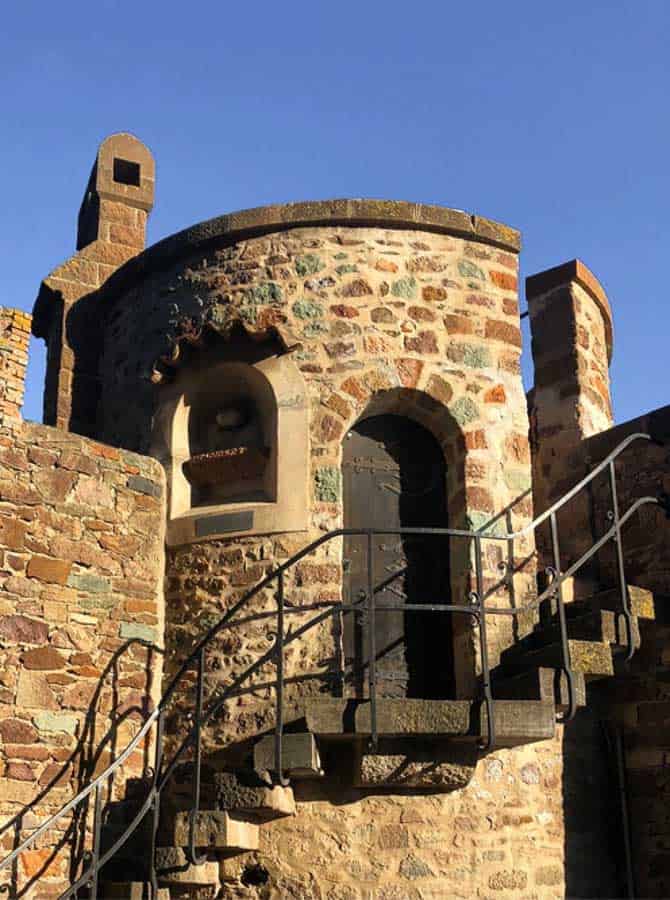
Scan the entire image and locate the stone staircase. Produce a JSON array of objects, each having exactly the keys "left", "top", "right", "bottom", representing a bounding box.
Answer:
[{"left": 97, "top": 576, "right": 656, "bottom": 898}]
